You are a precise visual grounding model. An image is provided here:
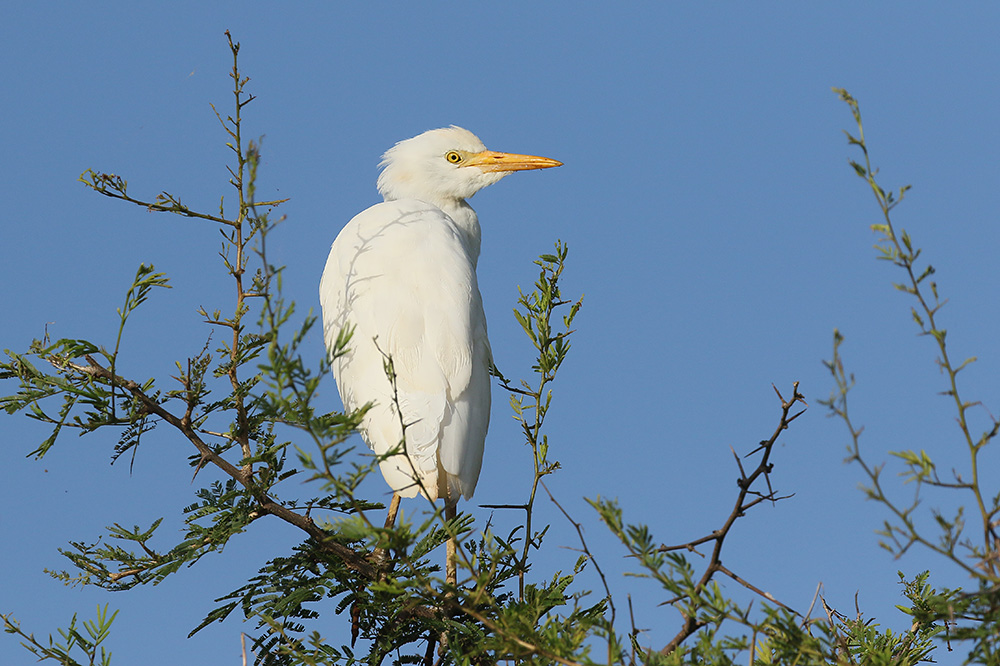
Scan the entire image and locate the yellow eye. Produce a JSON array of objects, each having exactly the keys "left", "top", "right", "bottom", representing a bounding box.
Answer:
[{"left": 445, "top": 151, "right": 463, "bottom": 164}]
